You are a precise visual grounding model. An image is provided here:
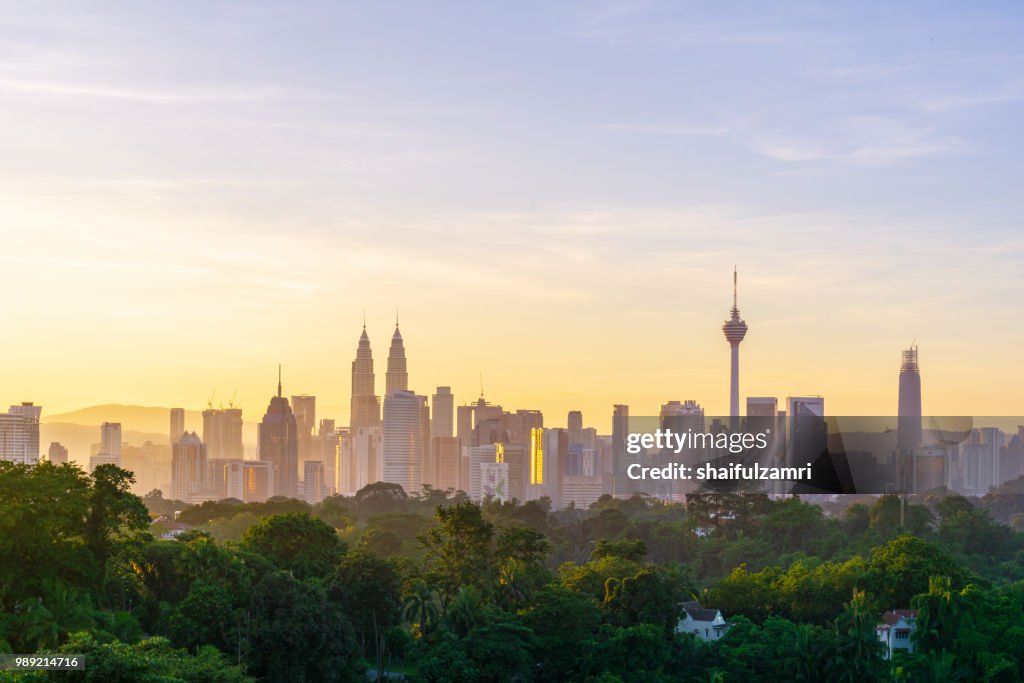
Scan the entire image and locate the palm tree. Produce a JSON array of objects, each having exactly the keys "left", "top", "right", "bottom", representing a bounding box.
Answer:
[
  {"left": 402, "top": 581, "right": 439, "bottom": 638},
  {"left": 827, "top": 589, "right": 887, "bottom": 683},
  {"left": 15, "top": 580, "right": 94, "bottom": 650},
  {"left": 498, "top": 559, "right": 528, "bottom": 607},
  {"left": 445, "top": 586, "right": 485, "bottom": 638}
]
